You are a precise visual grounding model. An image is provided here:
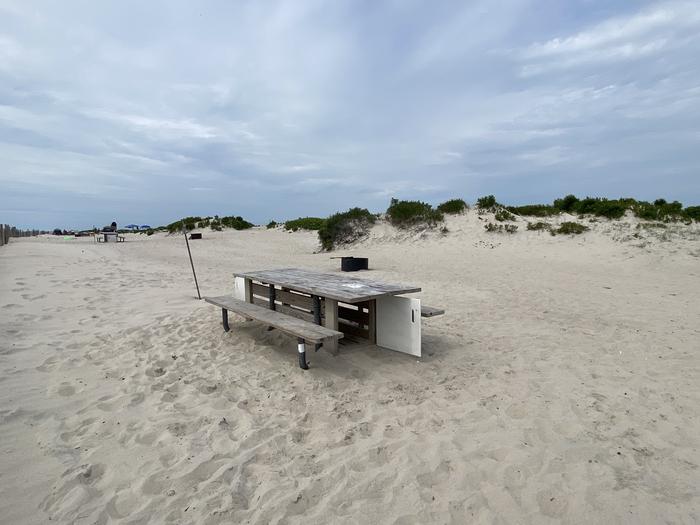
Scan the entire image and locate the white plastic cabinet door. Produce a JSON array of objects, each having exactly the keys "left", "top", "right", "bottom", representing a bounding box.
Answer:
[
  {"left": 376, "top": 296, "right": 421, "bottom": 357},
  {"left": 233, "top": 277, "right": 246, "bottom": 301}
]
